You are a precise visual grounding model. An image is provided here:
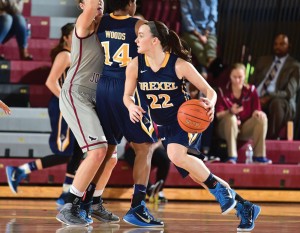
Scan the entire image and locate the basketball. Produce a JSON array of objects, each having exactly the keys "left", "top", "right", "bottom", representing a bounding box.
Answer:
[{"left": 177, "top": 99, "right": 210, "bottom": 133}]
